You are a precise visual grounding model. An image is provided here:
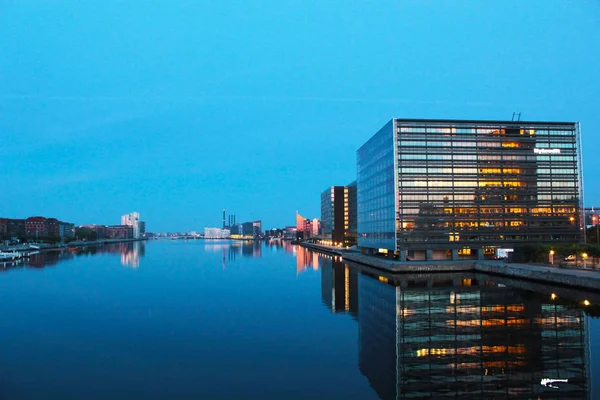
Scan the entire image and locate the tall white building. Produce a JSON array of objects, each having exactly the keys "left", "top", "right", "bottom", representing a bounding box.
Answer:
[{"left": 121, "top": 212, "right": 141, "bottom": 239}]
